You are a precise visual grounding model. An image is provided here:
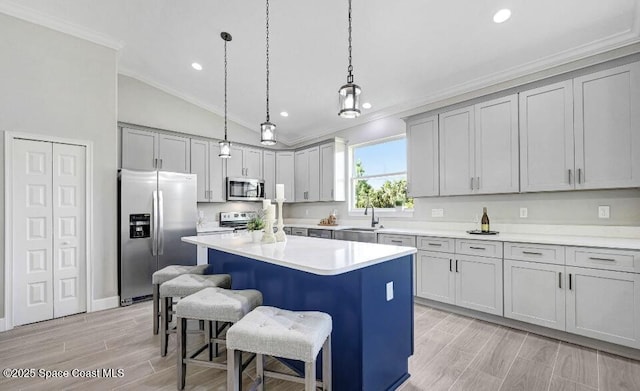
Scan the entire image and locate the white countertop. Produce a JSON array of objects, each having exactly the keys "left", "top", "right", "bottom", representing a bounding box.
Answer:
[
  {"left": 196, "top": 223, "right": 235, "bottom": 234},
  {"left": 182, "top": 233, "right": 417, "bottom": 275},
  {"left": 284, "top": 223, "right": 640, "bottom": 250}
]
